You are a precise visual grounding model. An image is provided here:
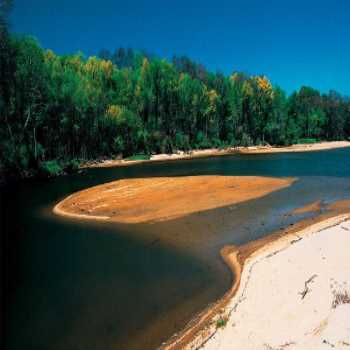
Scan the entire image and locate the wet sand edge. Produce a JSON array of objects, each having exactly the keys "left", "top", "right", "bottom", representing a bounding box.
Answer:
[{"left": 53, "top": 195, "right": 111, "bottom": 221}]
